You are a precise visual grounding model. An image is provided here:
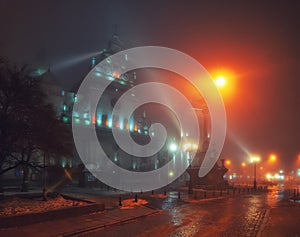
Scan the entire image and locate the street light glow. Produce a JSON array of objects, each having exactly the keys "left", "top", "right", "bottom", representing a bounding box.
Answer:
[
  {"left": 225, "top": 160, "right": 231, "bottom": 165},
  {"left": 215, "top": 76, "right": 226, "bottom": 87},
  {"left": 250, "top": 156, "right": 260, "bottom": 163},
  {"left": 169, "top": 143, "right": 177, "bottom": 152},
  {"left": 250, "top": 155, "right": 260, "bottom": 190},
  {"left": 269, "top": 154, "right": 277, "bottom": 162},
  {"left": 210, "top": 68, "right": 236, "bottom": 101}
]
